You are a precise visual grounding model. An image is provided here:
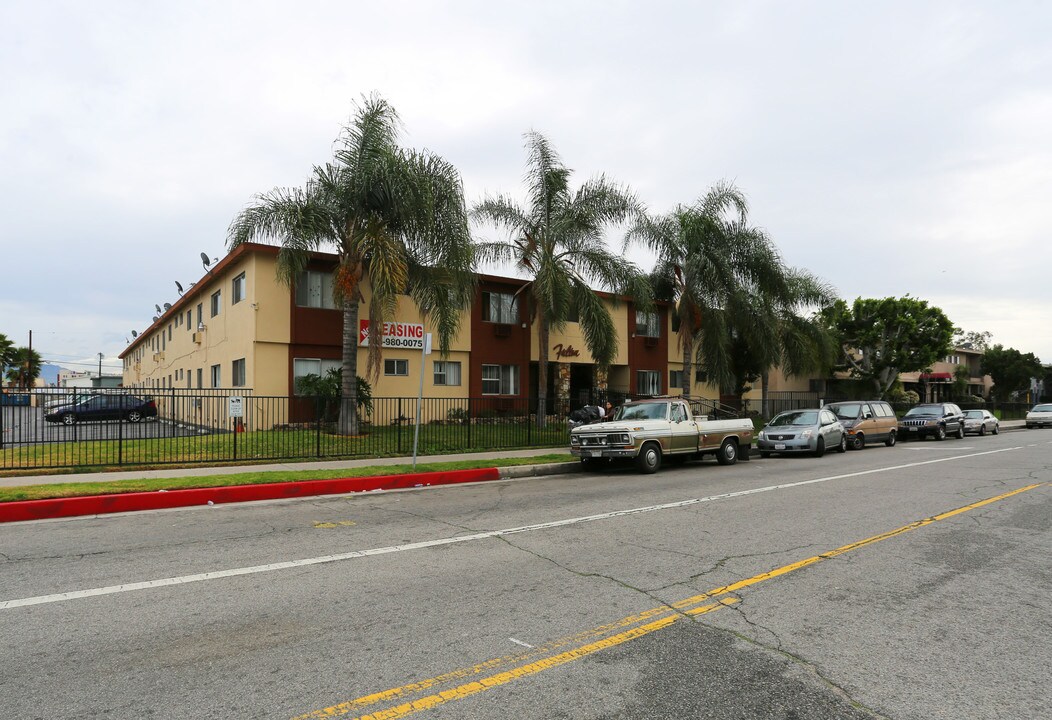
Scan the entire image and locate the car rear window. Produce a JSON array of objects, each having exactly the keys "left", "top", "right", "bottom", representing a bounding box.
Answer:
[{"left": 1032, "top": 404, "right": 1052, "bottom": 412}]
